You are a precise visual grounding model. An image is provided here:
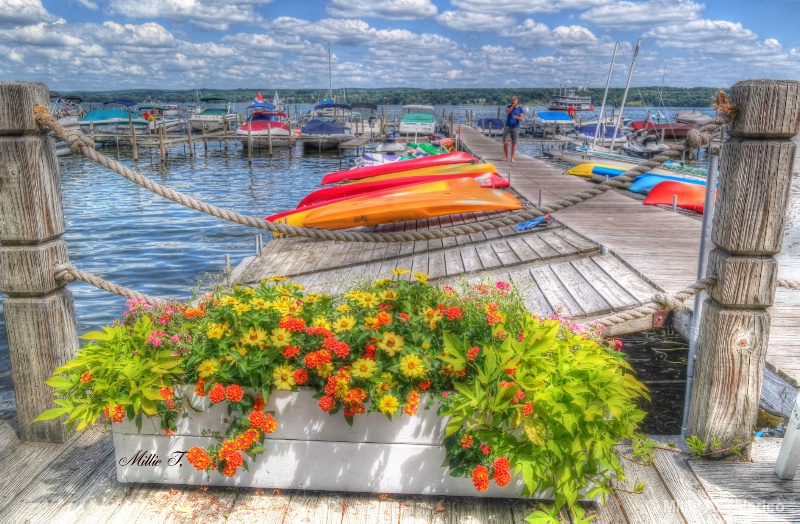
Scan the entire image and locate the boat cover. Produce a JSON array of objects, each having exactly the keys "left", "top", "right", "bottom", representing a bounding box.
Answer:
[
  {"left": 313, "top": 102, "right": 352, "bottom": 110},
  {"left": 476, "top": 118, "right": 504, "bottom": 129},
  {"left": 577, "top": 124, "right": 624, "bottom": 139},
  {"left": 301, "top": 119, "right": 350, "bottom": 135},
  {"left": 535, "top": 112, "right": 575, "bottom": 123}
]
